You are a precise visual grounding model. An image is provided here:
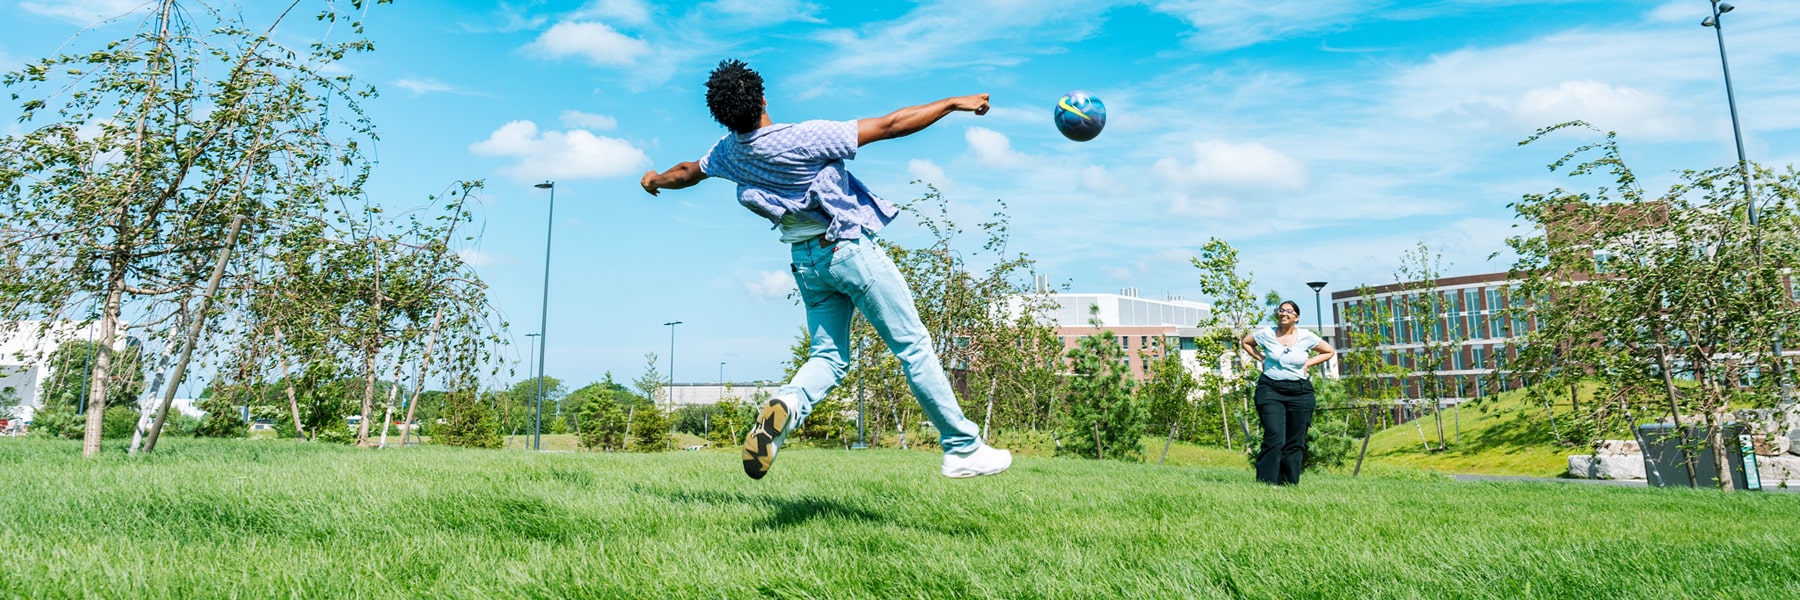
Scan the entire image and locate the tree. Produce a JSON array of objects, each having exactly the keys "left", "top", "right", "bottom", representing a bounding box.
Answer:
[
  {"left": 0, "top": 0, "right": 391, "bottom": 456},
  {"left": 1508, "top": 122, "right": 1799, "bottom": 488},
  {"left": 1338, "top": 285, "right": 1413, "bottom": 473},
  {"left": 1394, "top": 242, "right": 1468, "bottom": 451},
  {"left": 434, "top": 389, "right": 501, "bottom": 449},
  {"left": 630, "top": 354, "right": 671, "bottom": 451},
  {"left": 1141, "top": 345, "right": 1199, "bottom": 464},
  {"left": 1191, "top": 238, "right": 1264, "bottom": 449},
  {"left": 1059, "top": 307, "right": 1145, "bottom": 461}
]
